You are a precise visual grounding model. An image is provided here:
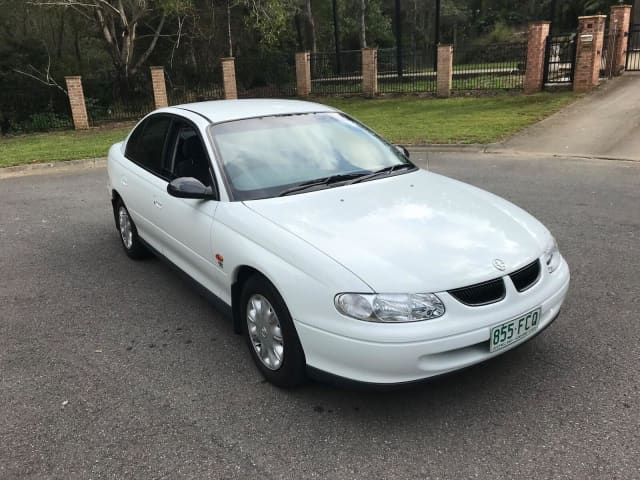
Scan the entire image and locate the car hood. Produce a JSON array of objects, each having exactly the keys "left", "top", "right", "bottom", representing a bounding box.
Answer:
[{"left": 243, "top": 170, "right": 551, "bottom": 293}]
